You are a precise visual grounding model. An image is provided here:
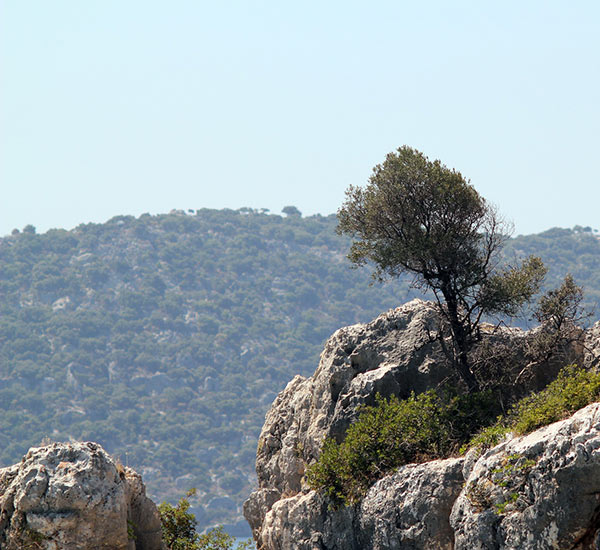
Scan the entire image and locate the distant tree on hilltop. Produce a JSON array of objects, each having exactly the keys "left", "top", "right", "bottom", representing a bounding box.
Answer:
[{"left": 282, "top": 206, "right": 301, "bottom": 217}]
